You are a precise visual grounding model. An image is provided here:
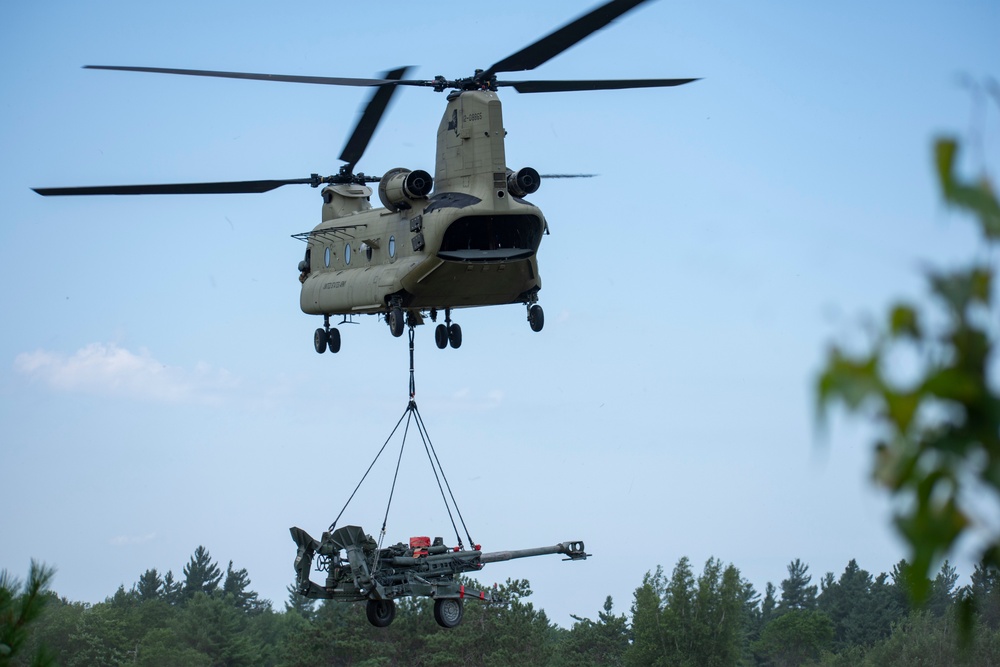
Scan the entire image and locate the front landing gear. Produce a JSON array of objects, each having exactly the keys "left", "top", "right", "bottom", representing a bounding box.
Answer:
[
  {"left": 433, "top": 308, "right": 461, "bottom": 349},
  {"left": 314, "top": 315, "right": 341, "bottom": 354},
  {"left": 386, "top": 297, "right": 405, "bottom": 338}
]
